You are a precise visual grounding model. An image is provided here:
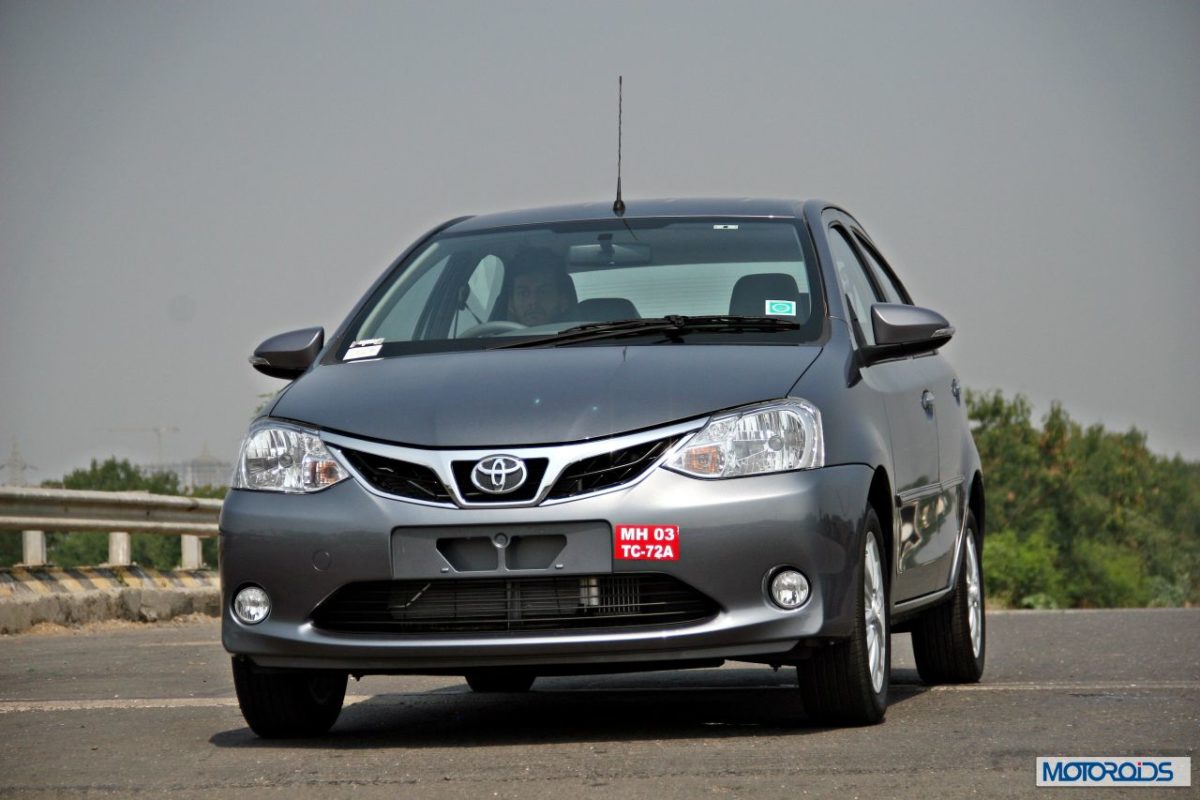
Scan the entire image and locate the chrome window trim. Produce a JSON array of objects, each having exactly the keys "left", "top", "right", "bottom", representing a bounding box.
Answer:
[{"left": 322, "top": 418, "right": 706, "bottom": 509}]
